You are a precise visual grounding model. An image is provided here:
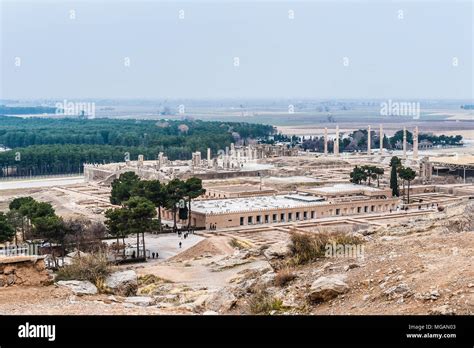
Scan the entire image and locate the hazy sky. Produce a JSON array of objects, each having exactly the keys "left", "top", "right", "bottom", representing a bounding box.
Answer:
[{"left": 1, "top": 0, "right": 472, "bottom": 100}]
